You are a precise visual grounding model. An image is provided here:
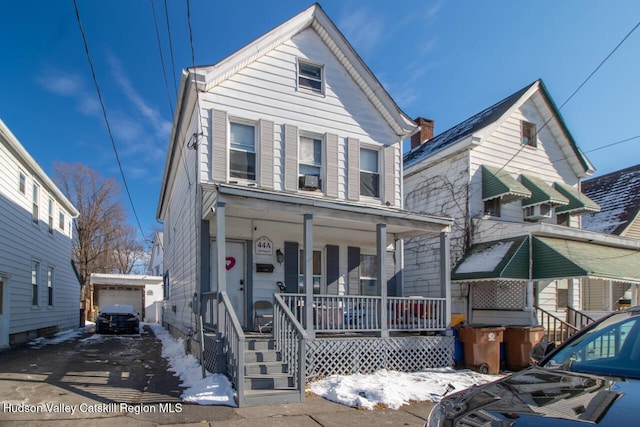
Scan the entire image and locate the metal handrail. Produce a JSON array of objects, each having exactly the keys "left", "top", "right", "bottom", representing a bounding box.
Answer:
[
  {"left": 219, "top": 291, "right": 245, "bottom": 407},
  {"left": 273, "top": 293, "right": 308, "bottom": 400},
  {"left": 535, "top": 305, "right": 579, "bottom": 345}
]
